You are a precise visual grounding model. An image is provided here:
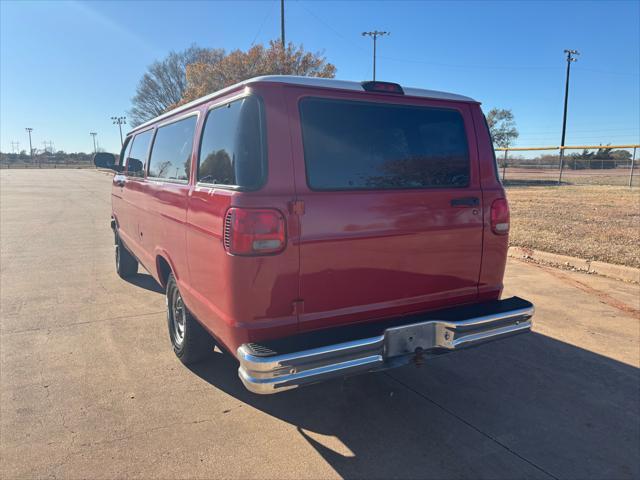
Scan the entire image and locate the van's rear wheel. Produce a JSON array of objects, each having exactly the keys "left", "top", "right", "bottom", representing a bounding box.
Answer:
[
  {"left": 115, "top": 233, "right": 137, "bottom": 278},
  {"left": 166, "top": 274, "right": 214, "bottom": 364}
]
